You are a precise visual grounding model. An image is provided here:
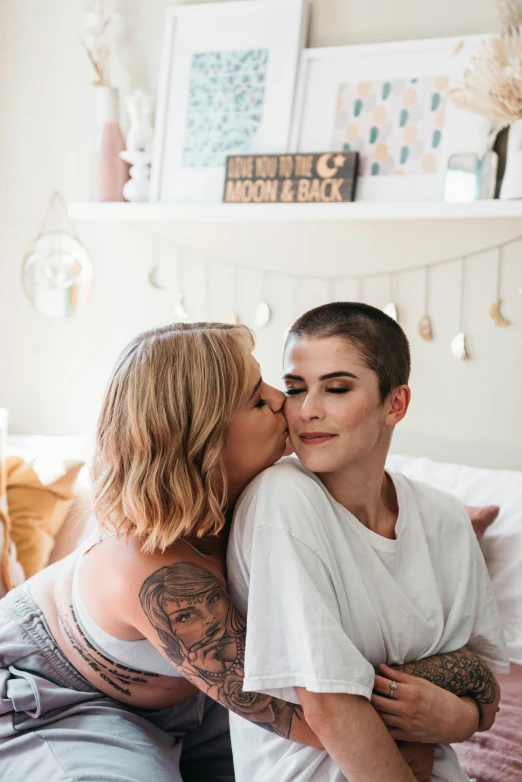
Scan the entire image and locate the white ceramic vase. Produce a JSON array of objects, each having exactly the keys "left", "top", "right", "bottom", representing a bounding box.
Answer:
[{"left": 500, "top": 118, "right": 522, "bottom": 199}]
